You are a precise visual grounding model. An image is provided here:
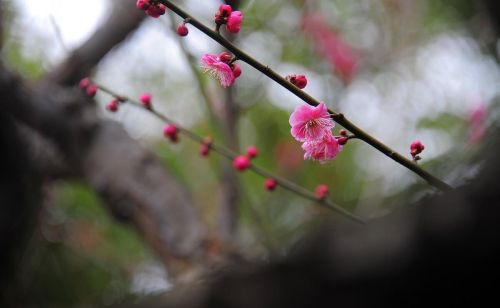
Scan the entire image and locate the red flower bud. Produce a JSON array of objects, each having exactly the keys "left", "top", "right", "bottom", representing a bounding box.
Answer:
[
  {"left": 410, "top": 140, "right": 425, "bottom": 157},
  {"left": 79, "top": 77, "right": 91, "bottom": 89},
  {"left": 218, "top": 51, "right": 232, "bottom": 63},
  {"left": 233, "top": 155, "right": 250, "bottom": 171},
  {"left": 139, "top": 92, "right": 152, "bottom": 109},
  {"left": 264, "top": 178, "right": 277, "bottom": 191},
  {"left": 106, "top": 99, "right": 119, "bottom": 112},
  {"left": 86, "top": 84, "right": 98, "bottom": 97},
  {"left": 337, "top": 137, "right": 348, "bottom": 145},
  {"left": 177, "top": 23, "right": 189, "bottom": 37},
  {"left": 315, "top": 184, "right": 329, "bottom": 199},
  {"left": 246, "top": 145, "right": 258, "bottom": 159},
  {"left": 136, "top": 0, "right": 150, "bottom": 10},
  {"left": 232, "top": 63, "right": 242, "bottom": 78},
  {"left": 286, "top": 74, "right": 308, "bottom": 89},
  {"left": 163, "top": 124, "right": 179, "bottom": 143},
  {"left": 200, "top": 137, "right": 212, "bottom": 157}
]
